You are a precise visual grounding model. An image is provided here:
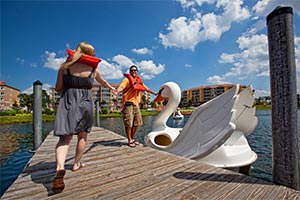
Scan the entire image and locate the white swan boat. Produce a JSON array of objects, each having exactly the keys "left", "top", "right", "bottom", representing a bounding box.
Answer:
[
  {"left": 145, "top": 82, "right": 258, "bottom": 168},
  {"left": 173, "top": 109, "right": 184, "bottom": 120}
]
